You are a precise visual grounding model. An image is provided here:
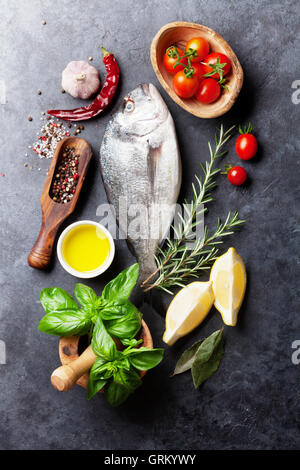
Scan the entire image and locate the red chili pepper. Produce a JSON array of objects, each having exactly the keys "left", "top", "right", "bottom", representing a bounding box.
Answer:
[{"left": 47, "top": 47, "right": 119, "bottom": 121}]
